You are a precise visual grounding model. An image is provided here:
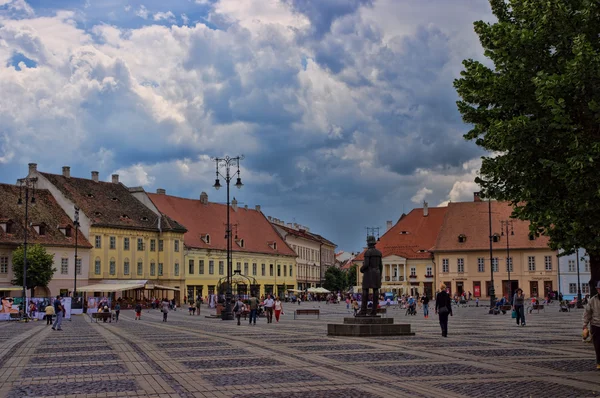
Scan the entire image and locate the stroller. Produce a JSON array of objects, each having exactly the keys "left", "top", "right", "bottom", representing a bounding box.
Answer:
[{"left": 405, "top": 303, "right": 417, "bottom": 316}]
